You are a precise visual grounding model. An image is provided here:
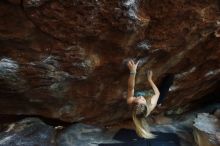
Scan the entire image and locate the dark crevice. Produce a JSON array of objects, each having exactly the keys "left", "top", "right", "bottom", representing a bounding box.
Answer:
[
  {"left": 158, "top": 73, "right": 175, "bottom": 104},
  {"left": 0, "top": 114, "right": 73, "bottom": 127}
]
